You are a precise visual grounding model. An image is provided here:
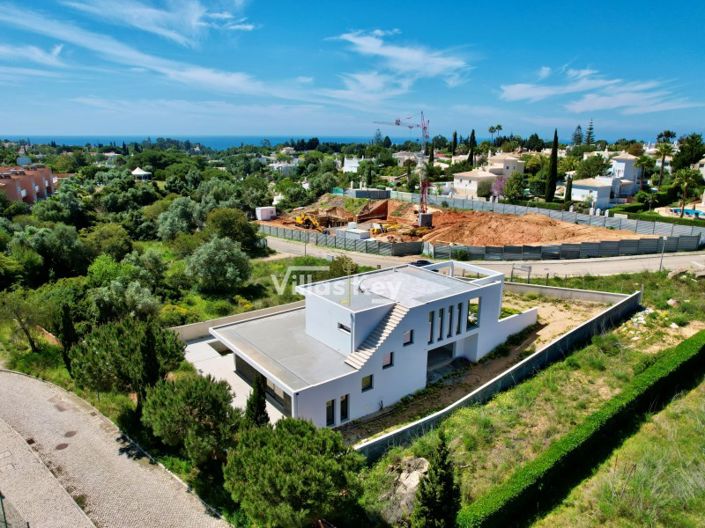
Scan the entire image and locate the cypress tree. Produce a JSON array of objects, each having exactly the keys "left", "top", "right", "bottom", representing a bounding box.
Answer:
[
  {"left": 428, "top": 145, "right": 435, "bottom": 164},
  {"left": 565, "top": 175, "right": 573, "bottom": 203},
  {"left": 451, "top": 131, "right": 458, "bottom": 155},
  {"left": 58, "top": 303, "right": 77, "bottom": 374},
  {"left": 411, "top": 430, "right": 460, "bottom": 528},
  {"left": 467, "top": 129, "right": 477, "bottom": 165},
  {"left": 545, "top": 129, "right": 559, "bottom": 202},
  {"left": 245, "top": 374, "right": 269, "bottom": 427}
]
